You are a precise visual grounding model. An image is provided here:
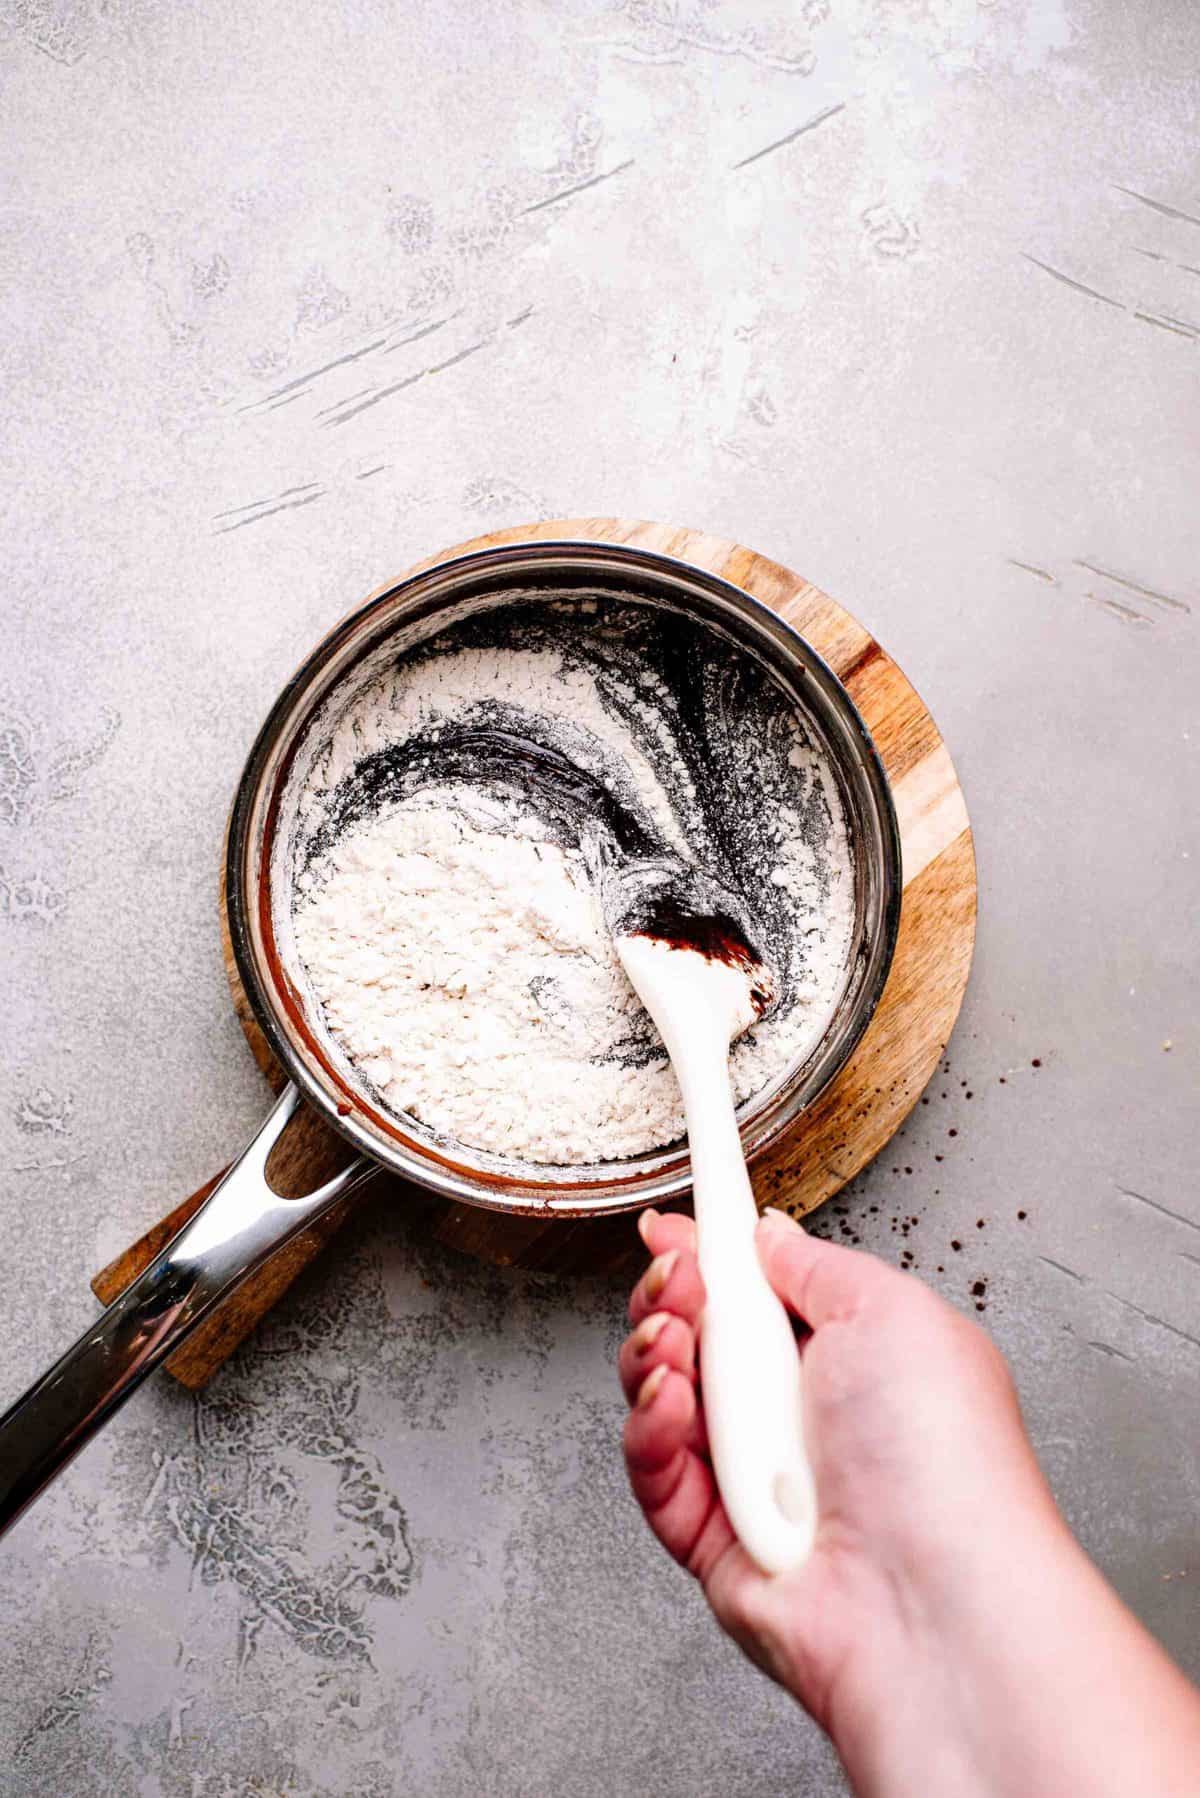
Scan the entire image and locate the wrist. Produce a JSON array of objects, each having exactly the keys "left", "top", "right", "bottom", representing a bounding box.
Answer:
[
  {"left": 819, "top": 1491, "right": 1072, "bottom": 1797},
  {"left": 826, "top": 1501, "right": 1200, "bottom": 1798}
]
